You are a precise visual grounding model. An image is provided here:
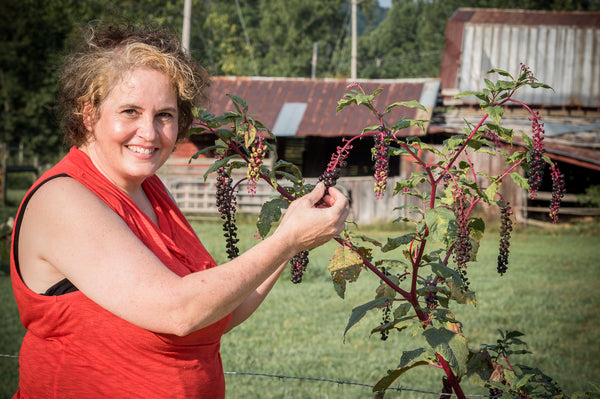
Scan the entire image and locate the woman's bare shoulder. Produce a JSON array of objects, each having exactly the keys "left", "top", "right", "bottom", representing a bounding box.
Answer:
[{"left": 17, "top": 176, "right": 130, "bottom": 293}]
